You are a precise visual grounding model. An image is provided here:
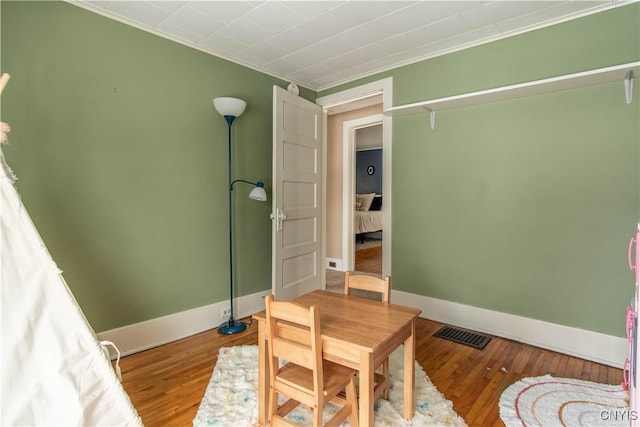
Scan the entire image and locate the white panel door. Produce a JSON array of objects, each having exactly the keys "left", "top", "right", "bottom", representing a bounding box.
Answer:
[{"left": 272, "top": 86, "right": 323, "bottom": 300}]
